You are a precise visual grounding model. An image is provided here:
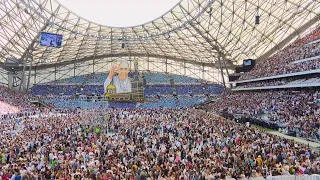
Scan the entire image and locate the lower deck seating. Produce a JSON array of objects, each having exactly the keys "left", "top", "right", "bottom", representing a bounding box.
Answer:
[{"left": 44, "top": 95, "right": 208, "bottom": 109}]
